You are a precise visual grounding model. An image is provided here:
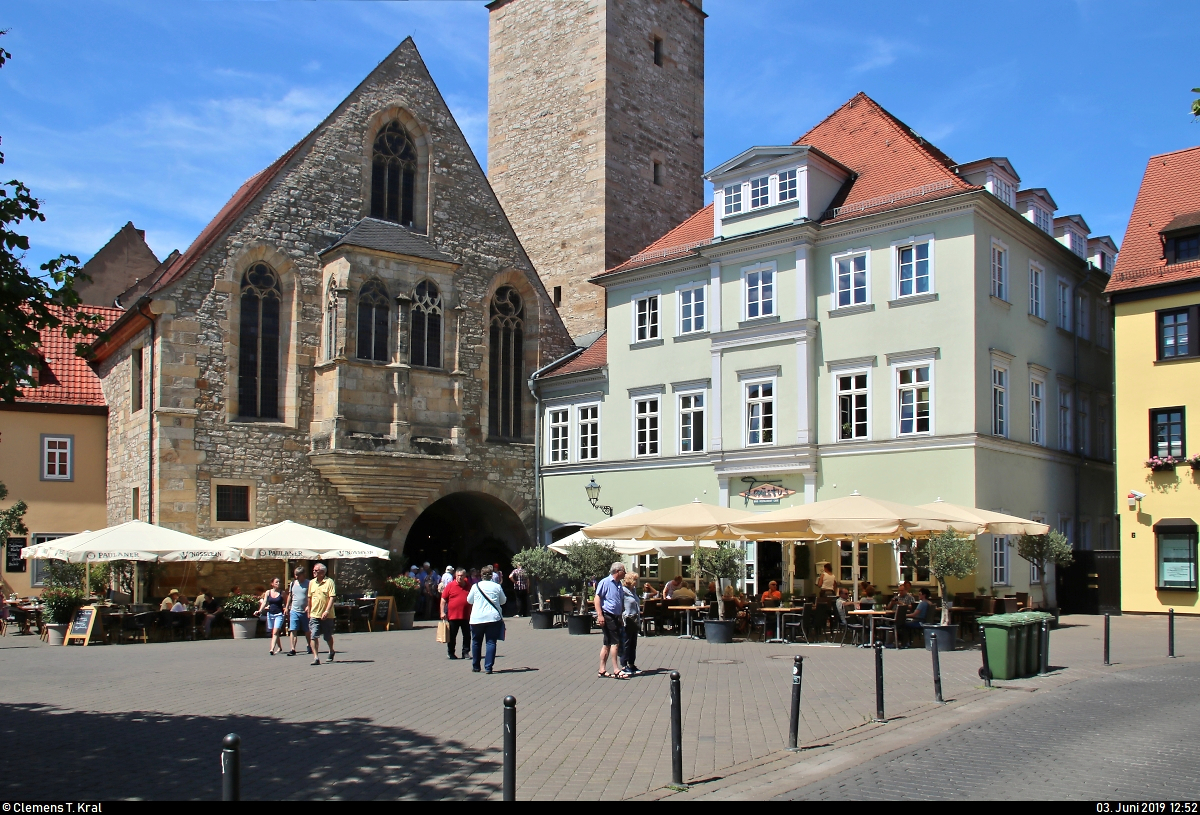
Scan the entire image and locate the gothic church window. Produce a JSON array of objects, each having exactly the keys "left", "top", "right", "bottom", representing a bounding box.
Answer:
[
  {"left": 489, "top": 286, "right": 525, "bottom": 439},
  {"left": 356, "top": 280, "right": 390, "bottom": 362},
  {"left": 410, "top": 280, "right": 443, "bottom": 368},
  {"left": 324, "top": 280, "right": 339, "bottom": 361},
  {"left": 371, "top": 122, "right": 417, "bottom": 226},
  {"left": 238, "top": 262, "right": 281, "bottom": 420}
]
